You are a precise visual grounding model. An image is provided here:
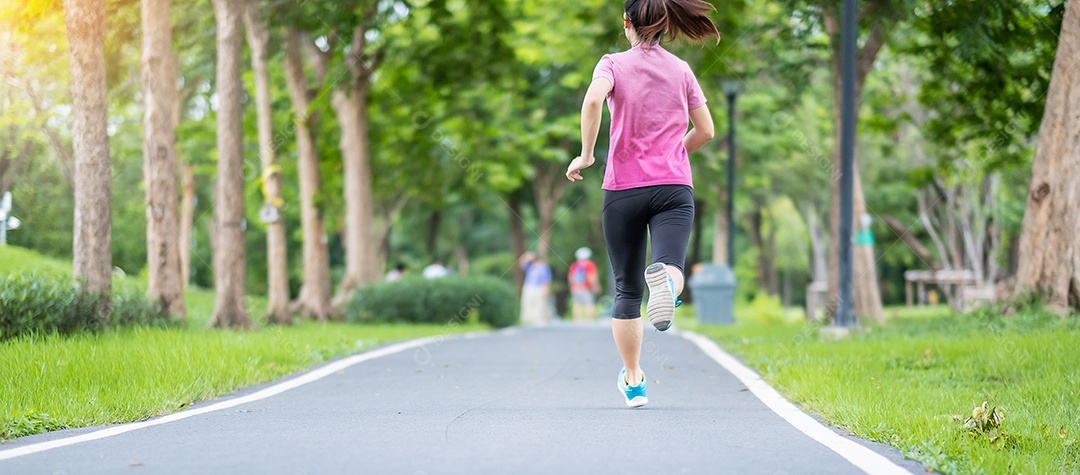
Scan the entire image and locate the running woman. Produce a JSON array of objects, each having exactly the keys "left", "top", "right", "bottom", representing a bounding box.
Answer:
[{"left": 566, "top": 0, "right": 719, "bottom": 407}]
